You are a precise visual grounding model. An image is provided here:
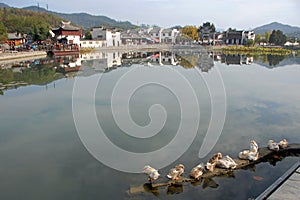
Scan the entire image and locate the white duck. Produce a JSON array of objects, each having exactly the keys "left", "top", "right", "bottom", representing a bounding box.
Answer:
[
  {"left": 206, "top": 152, "right": 222, "bottom": 172},
  {"left": 238, "top": 140, "right": 259, "bottom": 161},
  {"left": 249, "top": 140, "right": 259, "bottom": 153},
  {"left": 167, "top": 164, "right": 185, "bottom": 180},
  {"left": 216, "top": 155, "right": 237, "bottom": 169},
  {"left": 190, "top": 163, "right": 205, "bottom": 179},
  {"left": 268, "top": 140, "right": 279, "bottom": 151},
  {"left": 278, "top": 139, "right": 288, "bottom": 149},
  {"left": 143, "top": 165, "right": 160, "bottom": 183}
]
